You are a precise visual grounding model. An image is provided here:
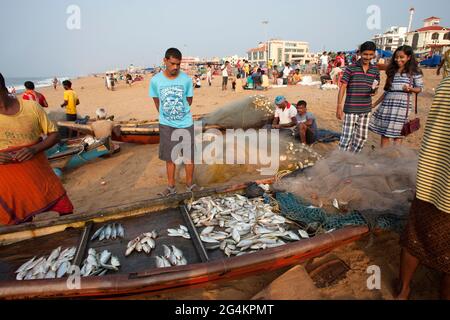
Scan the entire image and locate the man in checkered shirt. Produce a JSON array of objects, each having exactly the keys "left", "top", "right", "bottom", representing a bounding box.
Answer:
[{"left": 336, "top": 41, "right": 380, "bottom": 153}]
